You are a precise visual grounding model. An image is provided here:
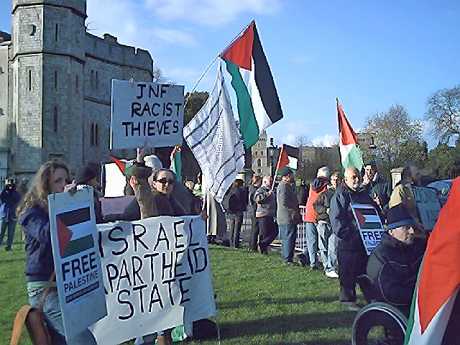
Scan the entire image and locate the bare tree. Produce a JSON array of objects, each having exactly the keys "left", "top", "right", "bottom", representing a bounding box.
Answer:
[
  {"left": 364, "top": 104, "right": 424, "bottom": 172},
  {"left": 426, "top": 85, "right": 460, "bottom": 143}
]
